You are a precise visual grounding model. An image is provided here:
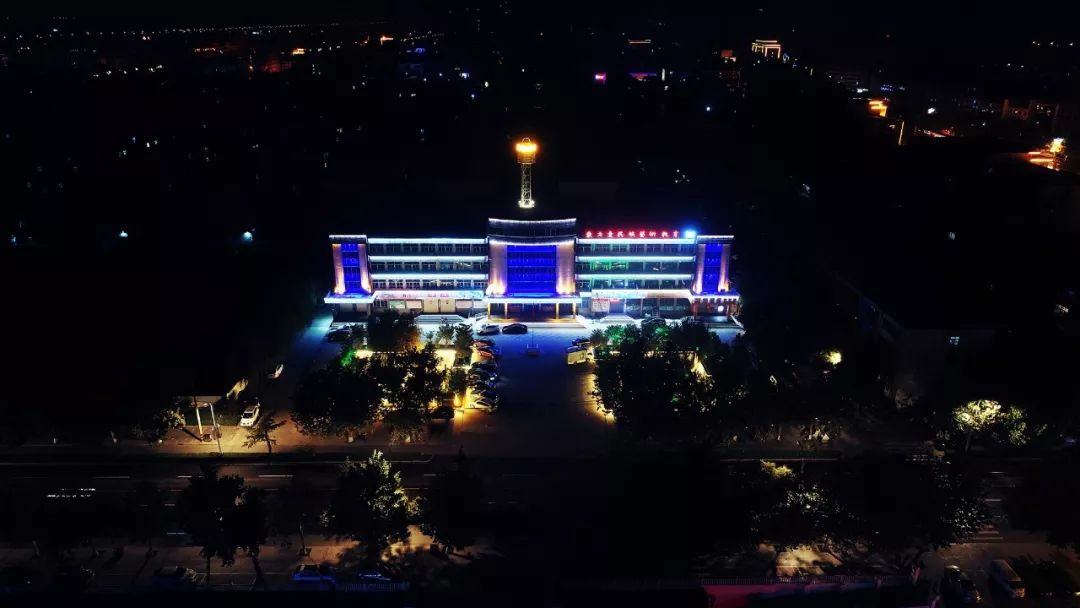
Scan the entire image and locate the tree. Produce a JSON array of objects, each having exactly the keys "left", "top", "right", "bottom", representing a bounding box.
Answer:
[
  {"left": 420, "top": 449, "right": 485, "bottom": 554},
  {"left": 825, "top": 452, "right": 989, "bottom": 568},
  {"left": 588, "top": 328, "right": 608, "bottom": 349},
  {"left": 242, "top": 414, "right": 286, "bottom": 454},
  {"left": 447, "top": 368, "right": 469, "bottom": 404},
  {"left": 953, "top": 399, "right": 1034, "bottom": 452},
  {"left": 1006, "top": 449, "right": 1080, "bottom": 552},
  {"left": 176, "top": 465, "right": 246, "bottom": 584},
  {"left": 323, "top": 451, "right": 416, "bottom": 563},
  {"left": 127, "top": 481, "right": 165, "bottom": 556},
  {"left": 452, "top": 324, "right": 475, "bottom": 355},
  {"left": 371, "top": 347, "right": 446, "bottom": 443},
  {"left": 233, "top": 487, "right": 270, "bottom": 587},
  {"left": 434, "top": 323, "right": 456, "bottom": 346},
  {"left": 291, "top": 362, "right": 381, "bottom": 439},
  {"left": 367, "top": 311, "right": 420, "bottom": 352},
  {"left": 130, "top": 404, "right": 185, "bottom": 444}
]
